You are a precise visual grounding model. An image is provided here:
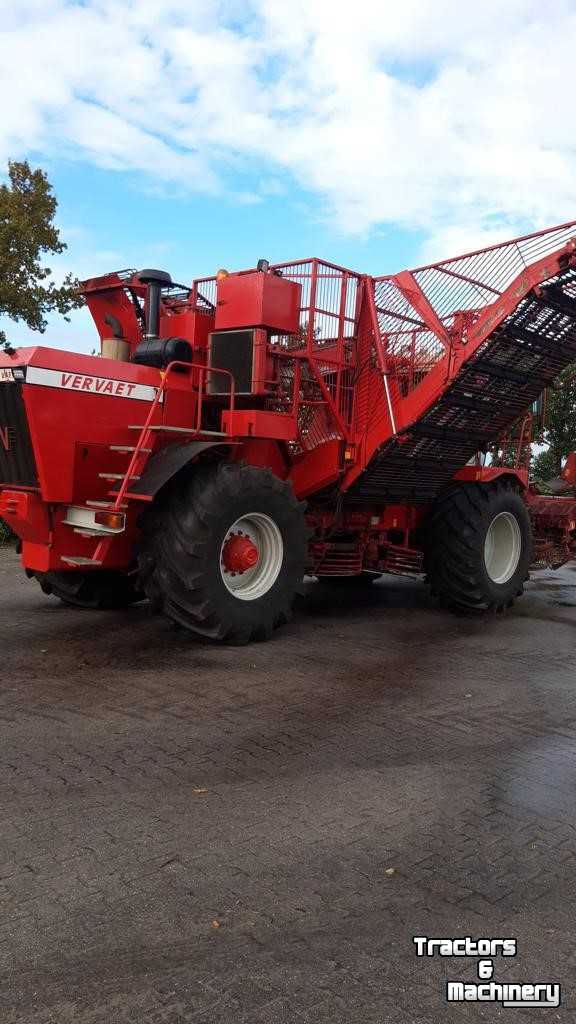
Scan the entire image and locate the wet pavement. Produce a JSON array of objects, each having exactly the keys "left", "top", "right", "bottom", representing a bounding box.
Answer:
[{"left": 0, "top": 547, "right": 575, "bottom": 1022}]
